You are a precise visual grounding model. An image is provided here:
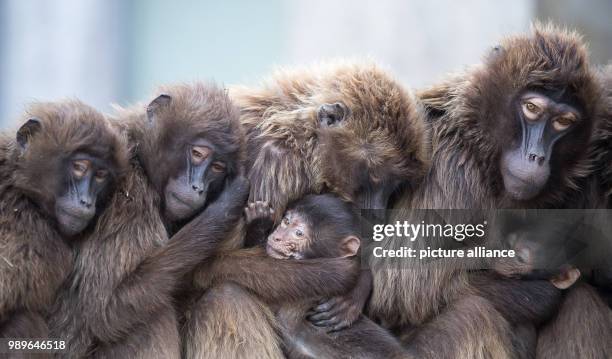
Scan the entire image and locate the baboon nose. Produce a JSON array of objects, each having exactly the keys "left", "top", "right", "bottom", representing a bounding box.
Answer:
[
  {"left": 192, "top": 185, "right": 204, "bottom": 194},
  {"left": 79, "top": 199, "right": 92, "bottom": 208},
  {"left": 527, "top": 153, "right": 545, "bottom": 165}
]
